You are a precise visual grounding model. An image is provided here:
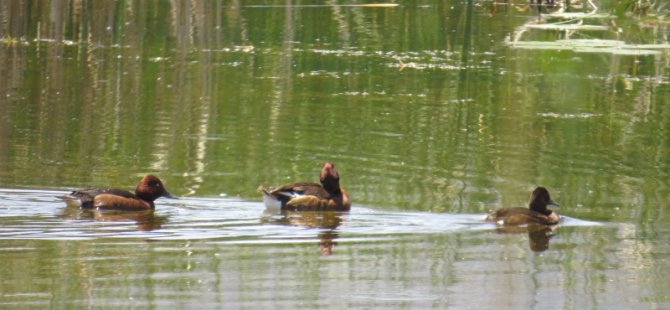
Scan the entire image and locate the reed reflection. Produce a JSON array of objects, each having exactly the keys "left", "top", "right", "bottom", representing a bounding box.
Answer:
[
  {"left": 59, "top": 207, "right": 167, "bottom": 231},
  {"left": 261, "top": 210, "right": 343, "bottom": 256}
]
